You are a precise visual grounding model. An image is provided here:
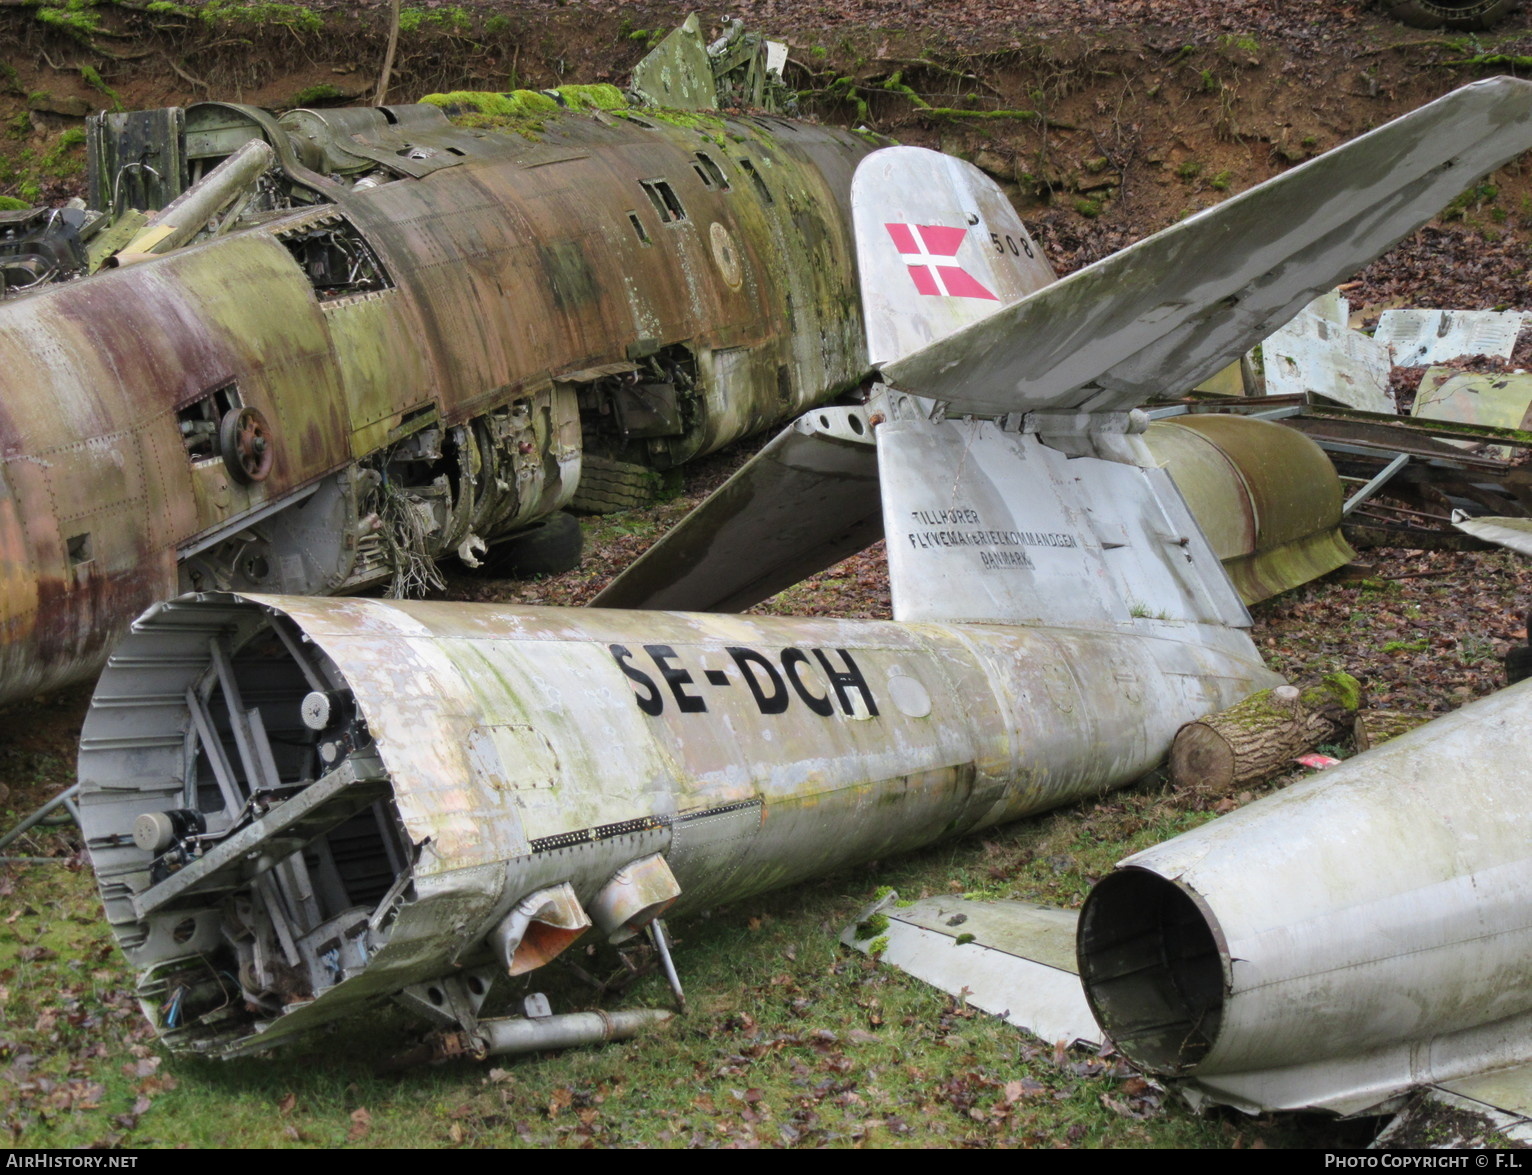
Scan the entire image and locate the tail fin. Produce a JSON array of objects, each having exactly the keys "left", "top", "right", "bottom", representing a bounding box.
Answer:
[
  {"left": 852, "top": 146, "right": 1055, "bottom": 366},
  {"left": 872, "top": 392, "right": 1250, "bottom": 628}
]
